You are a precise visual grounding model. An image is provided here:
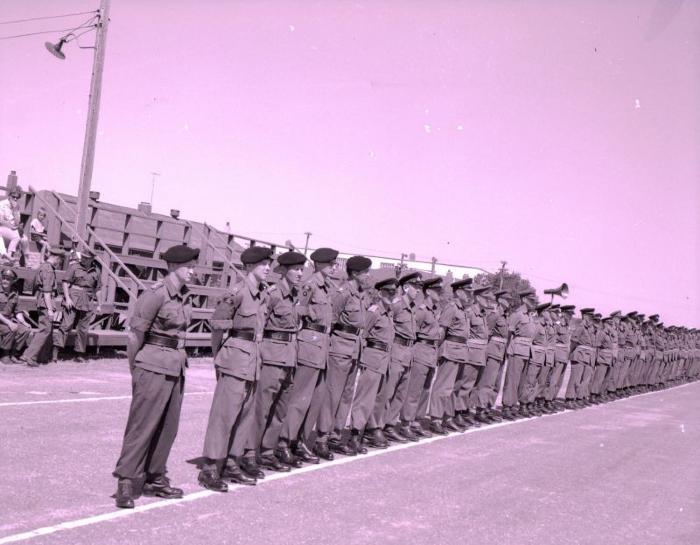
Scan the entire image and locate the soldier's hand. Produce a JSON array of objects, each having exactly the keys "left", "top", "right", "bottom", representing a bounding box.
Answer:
[
  {"left": 64, "top": 298, "right": 74, "bottom": 310},
  {"left": 8, "top": 322, "right": 17, "bottom": 333}
]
